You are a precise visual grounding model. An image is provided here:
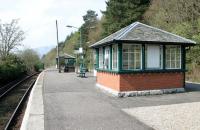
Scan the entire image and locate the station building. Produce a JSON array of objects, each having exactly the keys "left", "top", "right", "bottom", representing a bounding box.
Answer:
[
  {"left": 90, "top": 22, "right": 196, "bottom": 97},
  {"left": 56, "top": 53, "right": 76, "bottom": 72}
]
